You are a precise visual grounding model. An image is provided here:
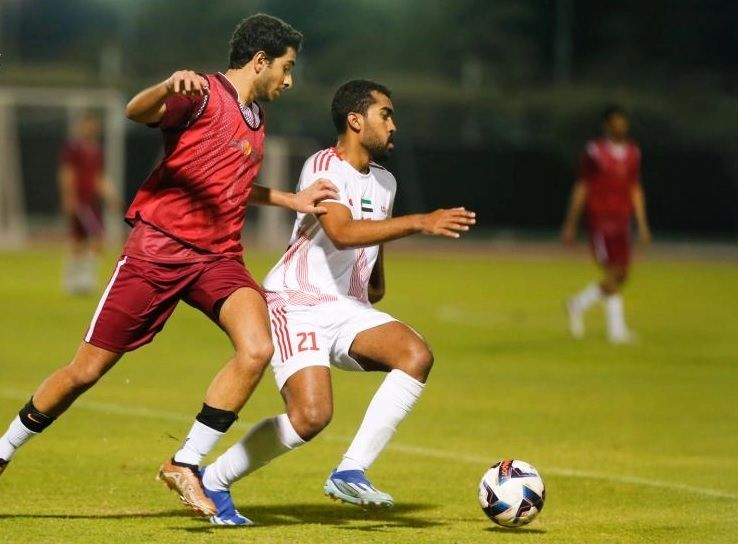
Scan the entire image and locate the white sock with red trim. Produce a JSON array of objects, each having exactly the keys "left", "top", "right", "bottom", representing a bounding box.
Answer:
[
  {"left": 202, "top": 414, "right": 305, "bottom": 491},
  {"left": 336, "top": 369, "right": 424, "bottom": 473}
]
